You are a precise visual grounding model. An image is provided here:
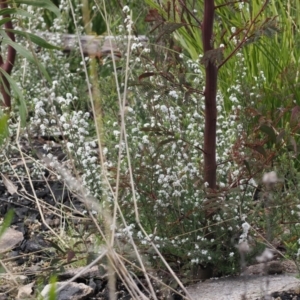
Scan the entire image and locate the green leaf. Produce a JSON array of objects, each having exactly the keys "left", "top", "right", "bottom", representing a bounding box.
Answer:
[
  {"left": 158, "top": 138, "right": 176, "bottom": 147},
  {"left": 46, "top": 239, "right": 65, "bottom": 254},
  {"left": 0, "top": 30, "right": 51, "bottom": 82},
  {"left": 10, "top": 0, "right": 60, "bottom": 17},
  {"left": 156, "top": 22, "right": 184, "bottom": 41},
  {"left": 288, "top": 136, "right": 297, "bottom": 155},
  {"left": 200, "top": 47, "right": 224, "bottom": 67},
  {"left": 7, "top": 29, "right": 61, "bottom": 50},
  {"left": 276, "top": 130, "right": 285, "bottom": 145},
  {"left": 249, "top": 145, "right": 267, "bottom": 158},
  {"left": 243, "top": 160, "right": 251, "bottom": 175},
  {"left": 0, "top": 210, "right": 14, "bottom": 238},
  {"left": 139, "top": 72, "right": 157, "bottom": 82},
  {"left": 0, "top": 8, "right": 34, "bottom": 18},
  {"left": 0, "top": 32, "right": 34, "bottom": 63},
  {"left": 0, "top": 18, "right": 13, "bottom": 27},
  {"left": 0, "top": 70, "right": 27, "bottom": 126},
  {"left": 0, "top": 113, "right": 9, "bottom": 144},
  {"left": 48, "top": 276, "right": 58, "bottom": 300},
  {"left": 259, "top": 125, "right": 276, "bottom": 143}
]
